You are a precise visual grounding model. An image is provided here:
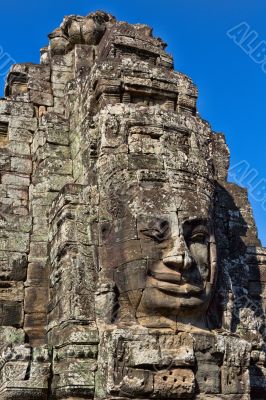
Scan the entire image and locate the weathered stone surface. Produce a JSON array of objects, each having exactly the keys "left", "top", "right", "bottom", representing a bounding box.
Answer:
[
  {"left": 221, "top": 366, "right": 250, "bottom": 395},
  {"left": 0, "top": 300, "right": 23, "bottom": 326},
  {"left": 0, "top": 9, "right": 265, "bottom": 400},
  {"left": 24, "top": 287, "right": 48, "bottom": 313},
  {"left": 153, "top": 368, "right": 195, "bottom": 398},
  {"left": 196, "top": 362, "right": 221, "bottom": 394}
]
